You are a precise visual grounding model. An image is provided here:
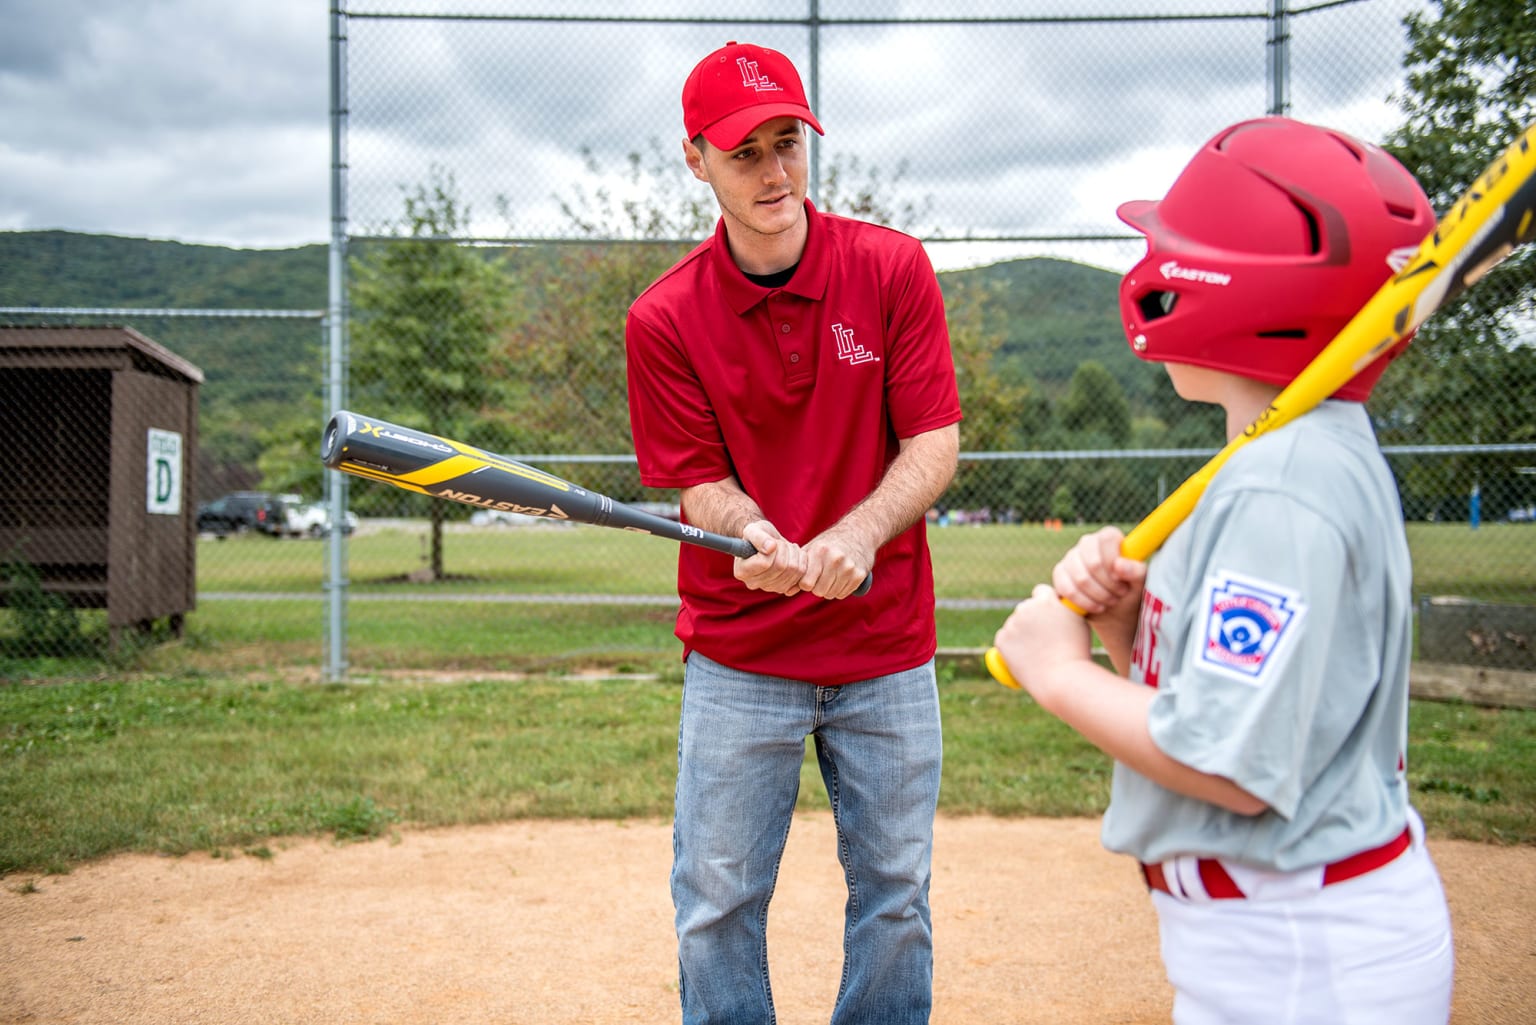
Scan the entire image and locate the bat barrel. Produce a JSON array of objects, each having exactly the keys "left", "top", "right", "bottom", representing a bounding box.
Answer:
[{"left": 323, "top": 410, "right": 468, "bottom": 477}]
